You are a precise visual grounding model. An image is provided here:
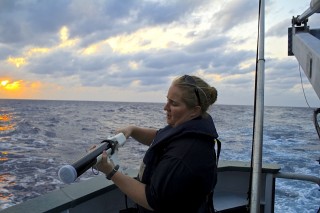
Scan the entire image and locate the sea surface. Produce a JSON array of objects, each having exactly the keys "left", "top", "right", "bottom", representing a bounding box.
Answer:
[{"left": 0, "top": 99, "right": 319, "bottom": 212}]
